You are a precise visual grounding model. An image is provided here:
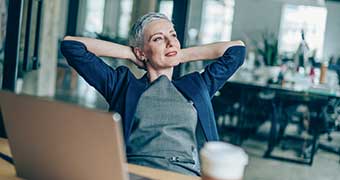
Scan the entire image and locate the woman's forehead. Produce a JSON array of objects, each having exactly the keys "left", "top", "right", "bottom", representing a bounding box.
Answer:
[{"left": 144, "top": 19, "right": 175, "bottom": 36}]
